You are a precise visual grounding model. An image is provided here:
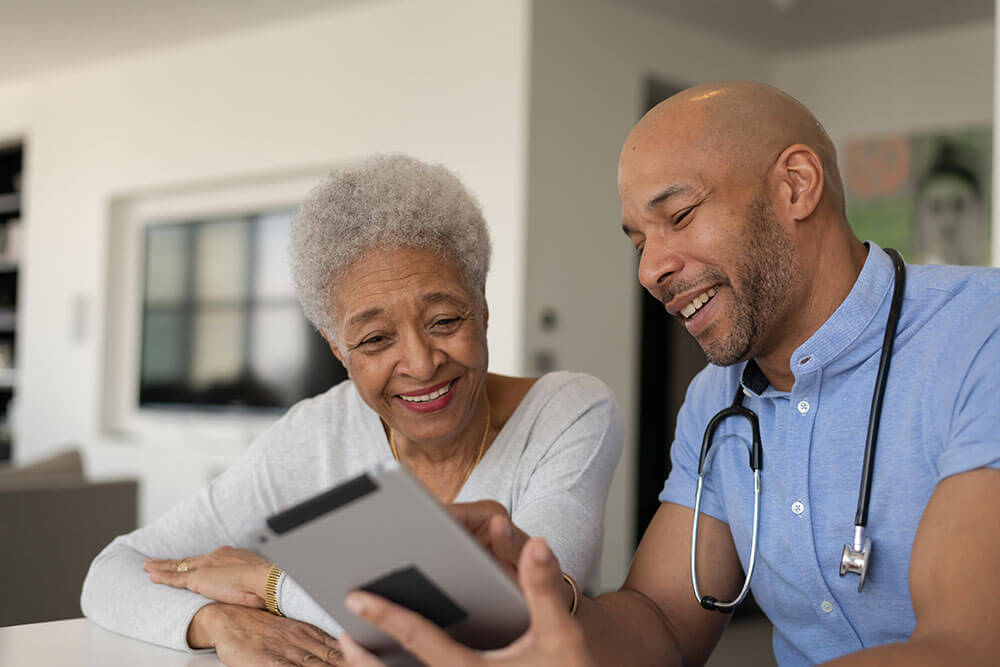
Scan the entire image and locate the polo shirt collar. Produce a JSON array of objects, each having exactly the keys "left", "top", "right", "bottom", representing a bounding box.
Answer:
[{"left": 740, "top": 242, "right": 896, "bottom": 397}]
